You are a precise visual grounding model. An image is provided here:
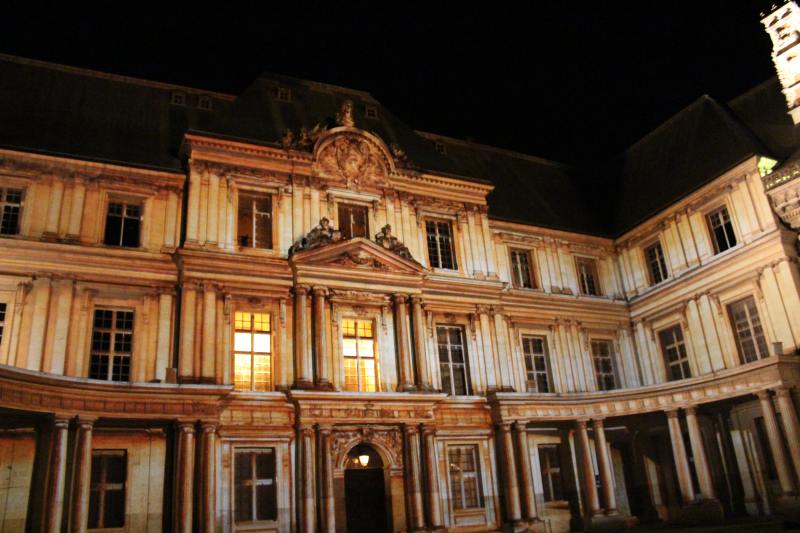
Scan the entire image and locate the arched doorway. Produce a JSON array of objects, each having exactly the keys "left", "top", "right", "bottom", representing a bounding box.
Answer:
[{"left": 344, "top": 444, "right": 390, "bottom": 533}]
